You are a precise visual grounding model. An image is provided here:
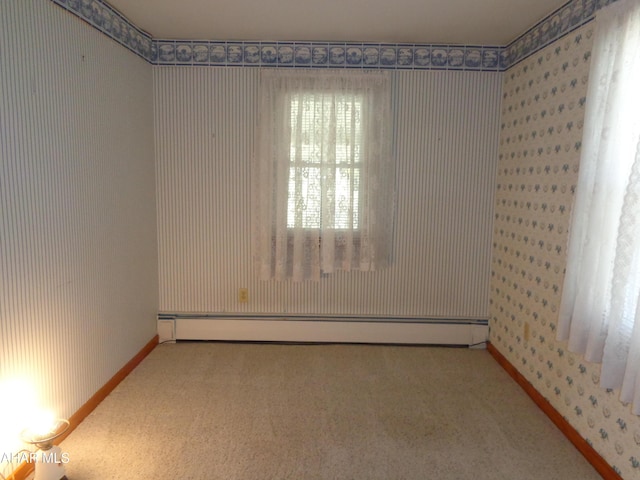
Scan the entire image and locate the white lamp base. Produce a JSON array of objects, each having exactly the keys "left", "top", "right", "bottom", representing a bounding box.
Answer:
[{"left": 33, "top": 446, "right": 67, "bottom": 480}]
